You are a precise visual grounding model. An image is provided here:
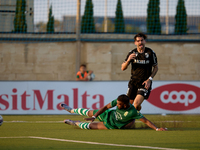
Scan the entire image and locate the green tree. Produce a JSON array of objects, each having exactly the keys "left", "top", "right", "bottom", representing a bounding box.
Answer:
[
  {"left": 81, "top": 0, "right": 95, "bottom": 33},
  {"left": 146, "top": 0, "right": 161, "bottom": 34},
  {"left": 13, "top": 0, "right": 27, "bottom": 33},
  {"left": 47, "top": 5, "right": 54, "bottom": 33},
  {"left": 175, "top": 0, "right": 188, "bottom": 34},
  {"left": 36, "top": 20, "right": 62, "bottom": 32},
  {"left": 115, "top": 0, "right": 125, "bottom": 33}
]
